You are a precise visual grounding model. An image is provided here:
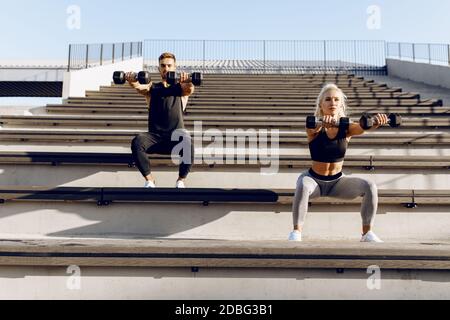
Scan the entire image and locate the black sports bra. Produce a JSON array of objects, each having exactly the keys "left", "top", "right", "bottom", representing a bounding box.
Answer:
[{"left": 309, "top": 126, "right": 348, "bottom": 163}]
